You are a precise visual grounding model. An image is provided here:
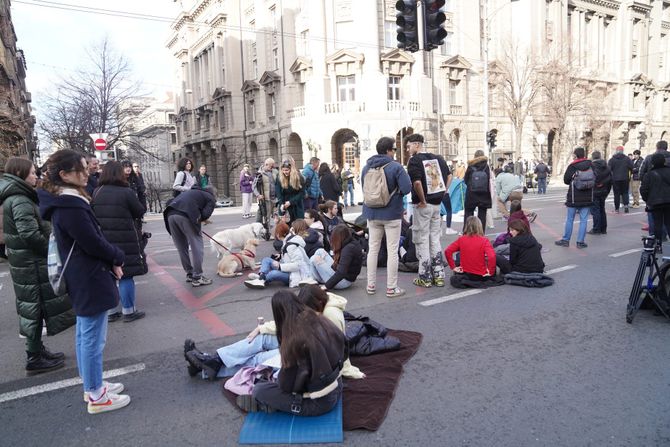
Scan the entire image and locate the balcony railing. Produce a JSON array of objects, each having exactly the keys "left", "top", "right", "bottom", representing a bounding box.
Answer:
[
  {"left": 324, "top": 102, "right": 366, "bottom": 114},
  {"left": 449, "top": 105, "right": 464, "bottom": 115},
  {"left": 386, "top": 100, "right": 420, "bottom": 112},
  {"left": 288, "top": 106, "right": 305, "bottom": 118}
]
